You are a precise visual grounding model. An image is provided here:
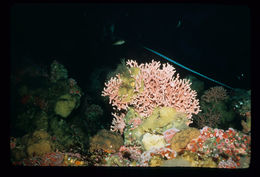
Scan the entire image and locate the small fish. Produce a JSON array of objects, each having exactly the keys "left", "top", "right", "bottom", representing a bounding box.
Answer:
[
  {"left": 237, "top": 73, "right": 245, "bottom": 80},
  {"left": 176, "top": 16, "right": 183, "bottom": 28},
  {"left": 176, "top": 20, "right": 182, "bottom": 28},
  {"left": 112, "top": 39, "right": 126, "bottom": 45}
]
